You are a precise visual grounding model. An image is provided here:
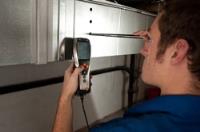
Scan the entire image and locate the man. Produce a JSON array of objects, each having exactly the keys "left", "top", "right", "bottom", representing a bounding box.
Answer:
[{"left": 53, "top": 0, "right": 200, "bottom": 131}]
